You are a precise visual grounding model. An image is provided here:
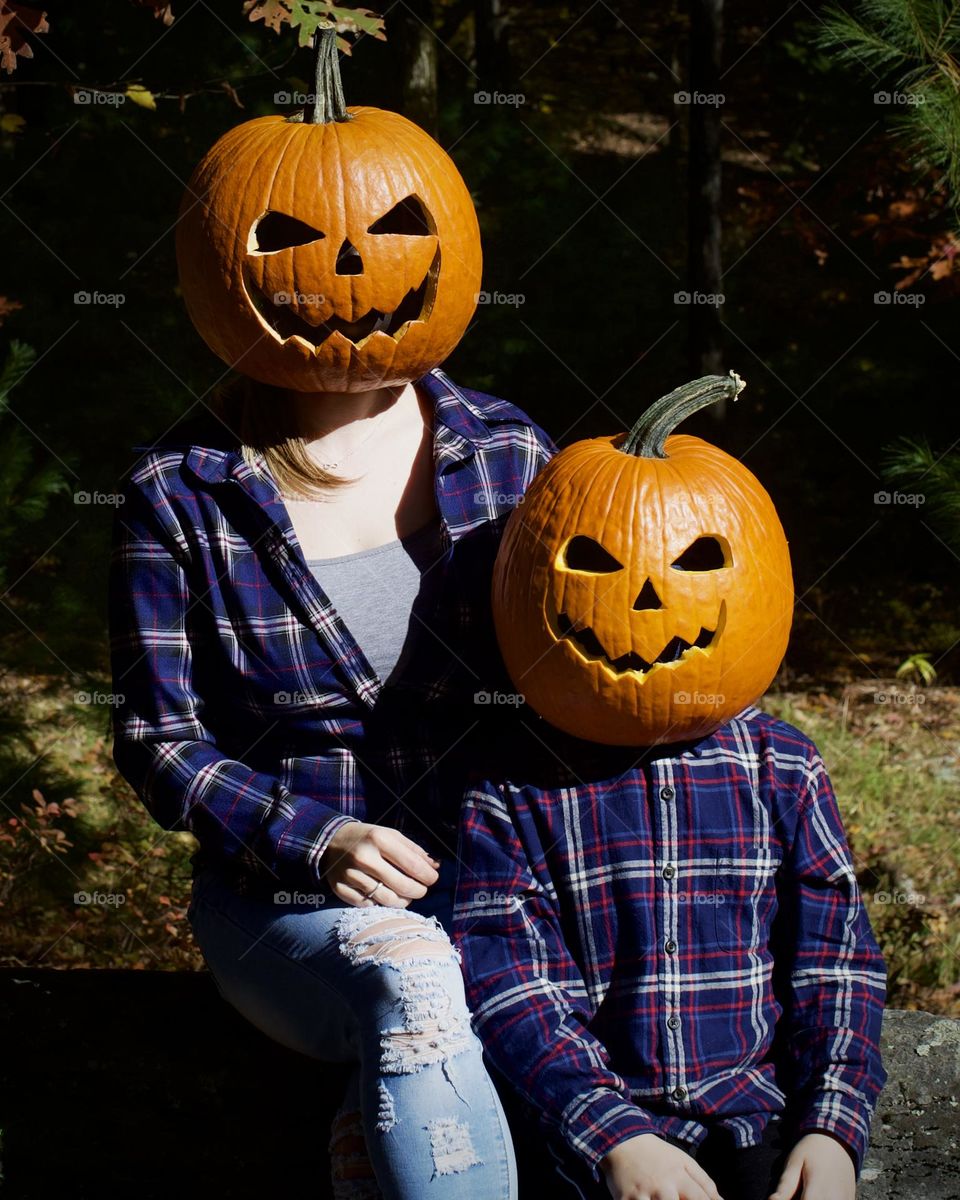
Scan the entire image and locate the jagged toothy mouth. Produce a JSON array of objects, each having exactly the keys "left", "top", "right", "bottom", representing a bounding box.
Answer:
[
  {"left": 555, "top": 601, "right": 725, "bottom": 678},
  {"left": 244, "top": 254, "right": 435, "bottom": 348}
]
